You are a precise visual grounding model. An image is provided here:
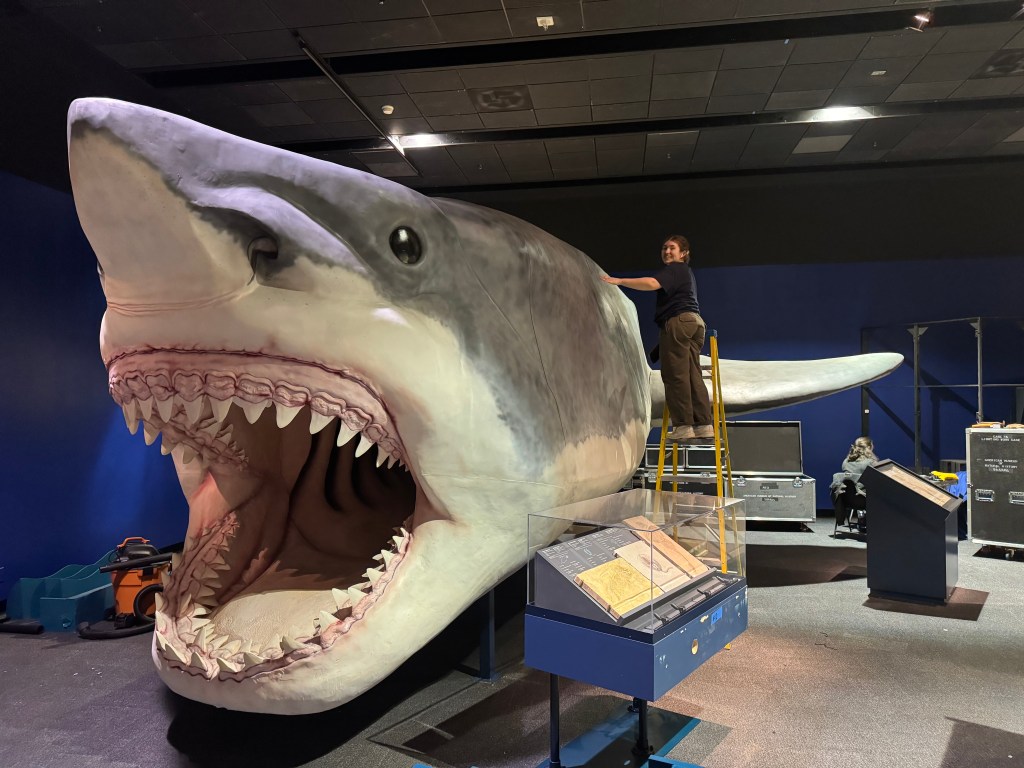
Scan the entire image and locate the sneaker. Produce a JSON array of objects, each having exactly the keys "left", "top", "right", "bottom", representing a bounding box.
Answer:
[
  {"left": 694, "top": 424, "right": 715, "bottom": 439},
  {"left": 667, "top": 425, "right": 695, "bottom": 441}
]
